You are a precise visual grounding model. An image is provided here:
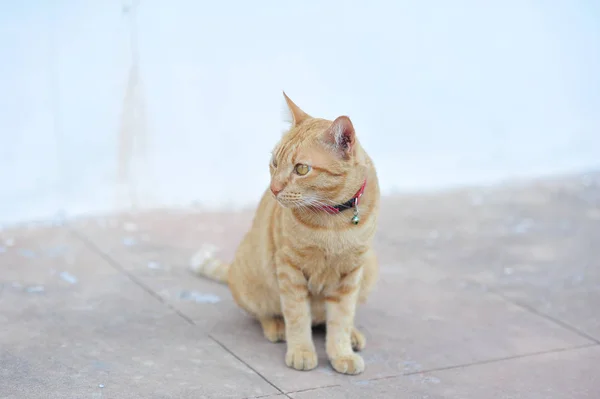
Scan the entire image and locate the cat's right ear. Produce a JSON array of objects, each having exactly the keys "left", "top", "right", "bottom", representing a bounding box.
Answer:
[
  {"left": 323, "top": 116, "right": 356, "bottom": 159},
  {"left": 283, "top": 91, "right": 310, "bottom": 127}
]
